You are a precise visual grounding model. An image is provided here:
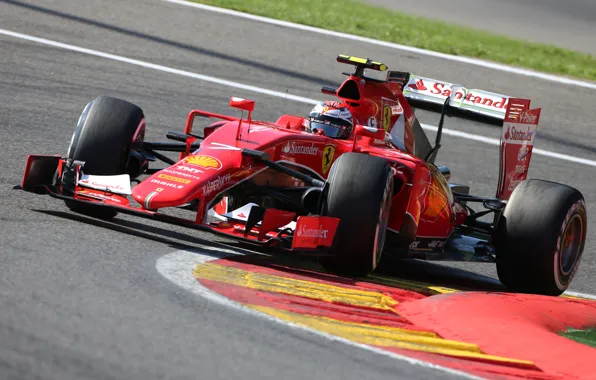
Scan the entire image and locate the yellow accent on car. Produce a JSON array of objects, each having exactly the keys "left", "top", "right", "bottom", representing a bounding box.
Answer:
[{"left": 337, "top": 55, "right": 387, "bottom": 71}]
